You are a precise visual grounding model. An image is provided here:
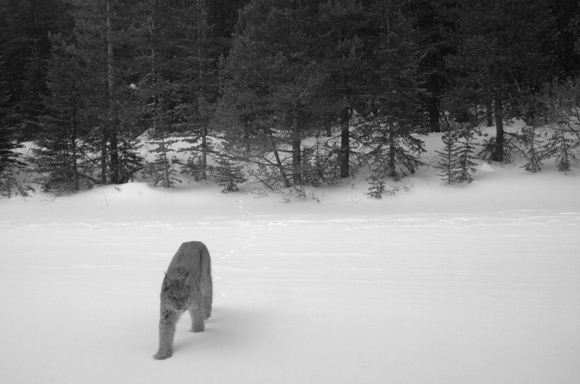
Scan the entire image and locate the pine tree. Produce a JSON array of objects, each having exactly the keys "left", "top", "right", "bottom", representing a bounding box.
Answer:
[
  {"left": 0, "top": 0, "right": 71, "bottom": 141},
  {"left": 435, "top": 131, "right": 460, "bottom": 184},
  {"left": 543, "top": 123, "right": 578, "bottom": 173},
  {"left": 217, "top": 0, "right": 328, "bottom": 187},
  {"left": 364, "top": 121, "right": 426, "bottom": 182},
  {"left": 435, "top": 129, "right": 478, "bottom": 184},
  {"left": 211, "top": 154, "right": 247, "bottom": 193},
  {"left": 34, "top": 34, "right": 94, "bottom": 193},
  {"left": 442, "top": 0, "right": 557, "bottom": 162},
  {"left": 520, "top": 126, "right": 545, "bottom": 173},
  {"left": 0, "top": 54, "right": 20, "bottom": 167},
  {"left": 0, "top": 52, "right": 27, "bottom": 196},
  {"left": 136, "top": 0, "right": 194, "bottom": 185},
  {"left": 144, "top": 136, "right": 180, "bottom": 188},
  {"left": 318, "top": 0, "right": 366, "bottom": 178},
  {"left": 61, "top": 0, "right": 144, "bottom": 186},
  {"left": 301, "top": 136, "right": 342, "bottom": 187},
  {"left": 539, "top": 79, "right": 580, "bottom": 173},
  {"left": 366, "top": 172, "right": 387, "bottom": 199},
  {"left": 136, "top": 0, "right": 220, "bottom": 182},
  {"left": 455, "top": 131, "right": 478, "bottom": 182},
  {"left": 0, "top": 57, "right": 25, "bottom": 196},
  {"left": 412, "top": 0, "right": 456, "bottom": 133},
  {"left": 357, "top": 0, "right": 426, "bottom": 195}
]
